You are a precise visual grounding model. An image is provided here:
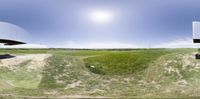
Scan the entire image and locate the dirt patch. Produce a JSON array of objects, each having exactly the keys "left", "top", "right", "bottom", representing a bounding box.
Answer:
[
  {"left": 65, "top": 81, "right": 82, "bottom": 89},
  {"left": 0, "top": 54, "right": 51, "bottom": 70}
]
